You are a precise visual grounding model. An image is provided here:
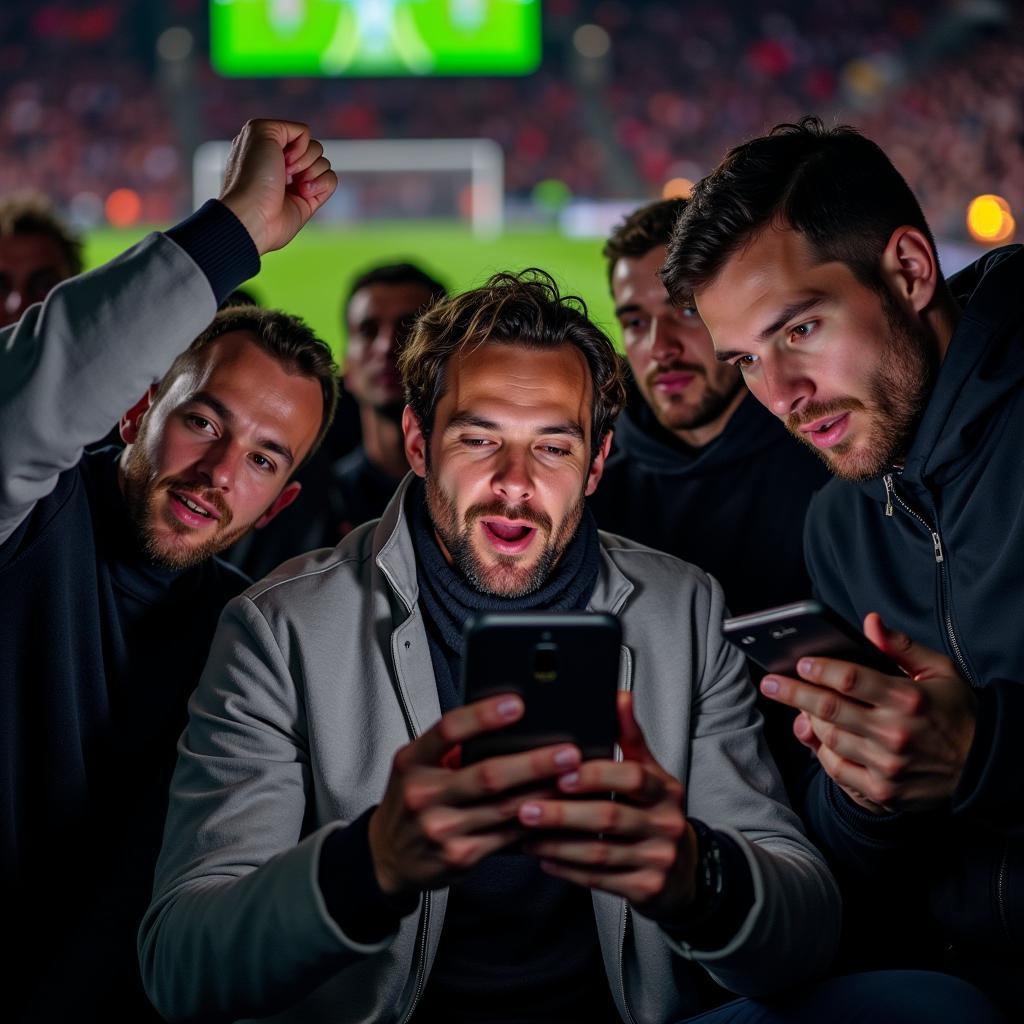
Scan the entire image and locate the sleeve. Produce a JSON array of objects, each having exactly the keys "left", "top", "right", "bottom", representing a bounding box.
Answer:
[
  {"left": 951, "top": 679, "right": 1024, "bottom": 826},
  {"left": 661, "top": 575, "right": 842, "bottom": 996},
  {"left": 138, "top": 595, "right": 399, "bottom": 1023},
  {"left": 0, "top": 201, "right": 257, "bottom": 547}
]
